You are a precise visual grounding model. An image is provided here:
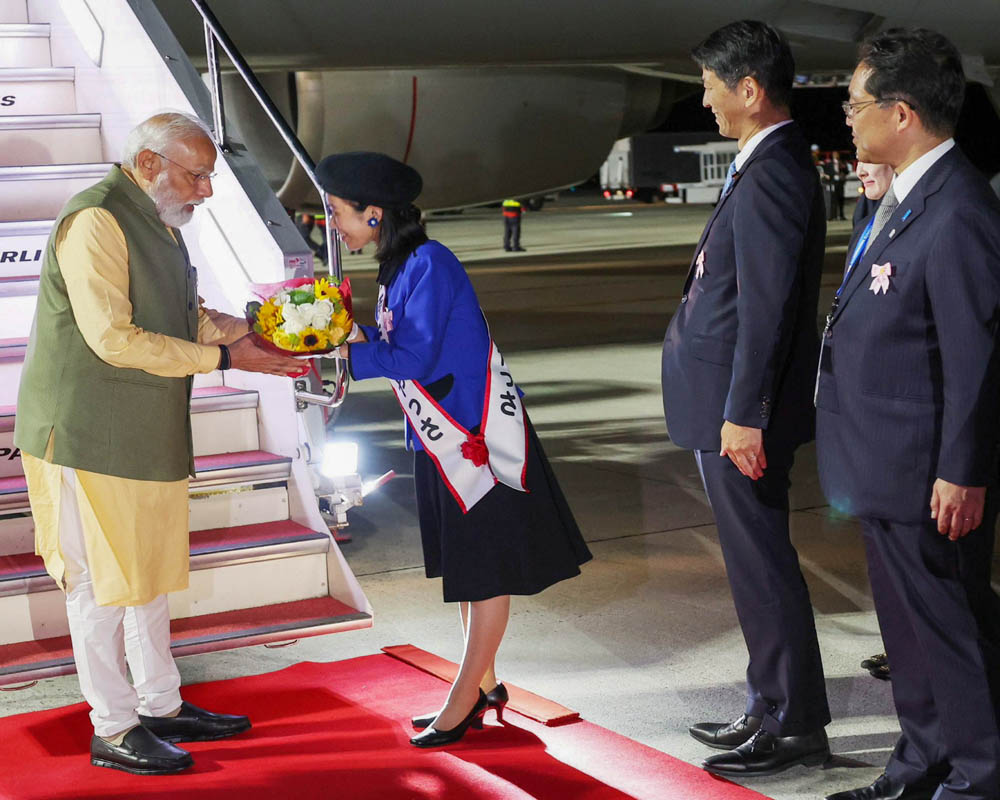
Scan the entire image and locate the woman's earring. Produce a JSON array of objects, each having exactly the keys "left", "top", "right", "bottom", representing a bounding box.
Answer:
[{"left": 368, "top": 217, "right": 379, "bottom": 228}]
